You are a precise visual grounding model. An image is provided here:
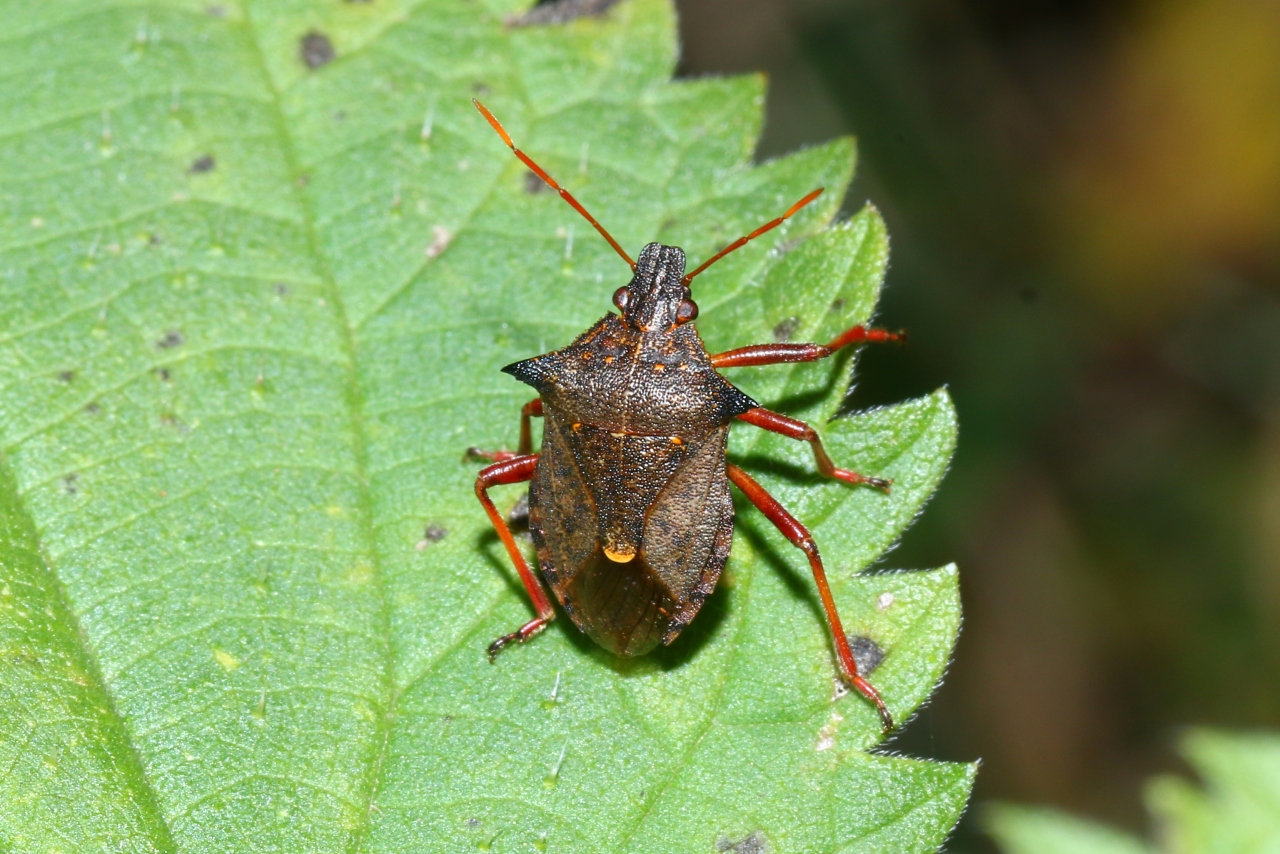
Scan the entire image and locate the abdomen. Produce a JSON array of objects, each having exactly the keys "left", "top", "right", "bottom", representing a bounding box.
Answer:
[{"left": 529, "top": 414, "right": 734, "bottom": 656}]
